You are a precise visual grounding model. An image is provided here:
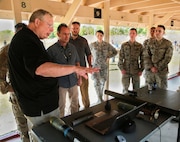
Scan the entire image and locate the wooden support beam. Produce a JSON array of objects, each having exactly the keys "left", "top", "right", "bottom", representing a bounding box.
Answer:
[
  {"left": 153, "top": 6, "right": 180, "bottom": 14},
  {"left": 118, "top": 0, "right": 172, "bottom": 11},
  {"left": 128, "top": 3, "right": 180, "bottom": 14},
  {"left": 60, "top": 0, "right": 82, "bottom": 25},
  {"left": 11, "top": 0, "right": 22, "bottom": 24},
  {"left": 110, "top": 0, "right": 149, "bottom": 9},
  {"left": 154, "top": 13, "right": 174, "bottom": 26},
  {"left": 84, "top": 0, "right": 105, "bottom": 6},
  {"left": 110, "top": 10, "right": 149, "bottom": 24},
  {"left": 104, "top": 2, "right": 110, "bottom": 43},
  {"left": 104, "top": 1, "right": 110, "bottom": 96},
  {"left": 146, "top": 12, "right": 154, "bottom": 38}
]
